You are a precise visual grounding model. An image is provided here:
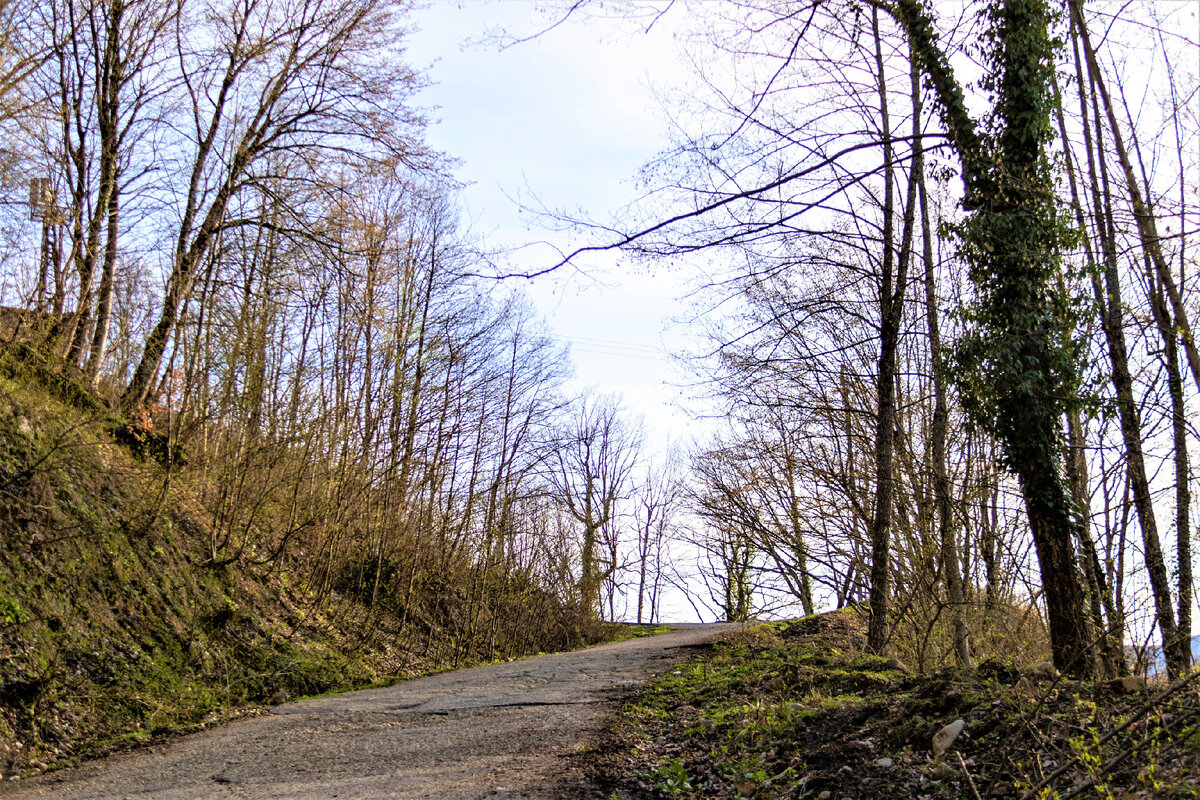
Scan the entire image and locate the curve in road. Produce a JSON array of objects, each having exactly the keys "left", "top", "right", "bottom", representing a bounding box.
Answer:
[{"left": 0, "top": 623, "right": 740, "bottom": 800}]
